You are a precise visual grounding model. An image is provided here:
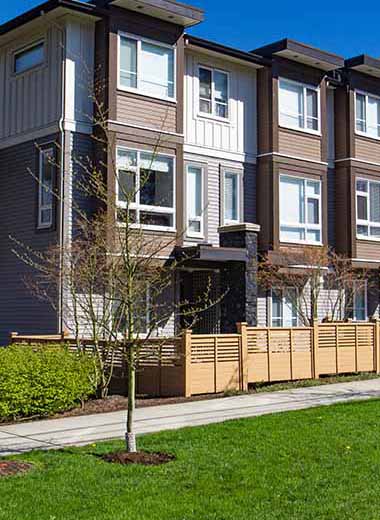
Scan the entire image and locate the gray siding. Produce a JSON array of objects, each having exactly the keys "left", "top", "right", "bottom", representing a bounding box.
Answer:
[
  {"left": 0, "top": 135, "right": 60, "bottom": 344},
  {"left": 328, "top": 168, "right": 335, "bottom": 247}
]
